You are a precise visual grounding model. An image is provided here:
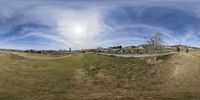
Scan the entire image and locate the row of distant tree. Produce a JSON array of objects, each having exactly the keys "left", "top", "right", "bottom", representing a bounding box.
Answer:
[
  {"left": 23, "top": 50, "right": 72, "bottom": 54},
  {"left": 0, "top": 49, "right": 73, "bottom": 55}
]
